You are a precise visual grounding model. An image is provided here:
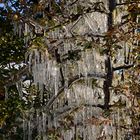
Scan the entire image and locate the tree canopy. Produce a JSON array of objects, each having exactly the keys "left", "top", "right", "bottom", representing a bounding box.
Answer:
[{"left": 0, "top": 0, "right": 140, "bottom": 139}]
